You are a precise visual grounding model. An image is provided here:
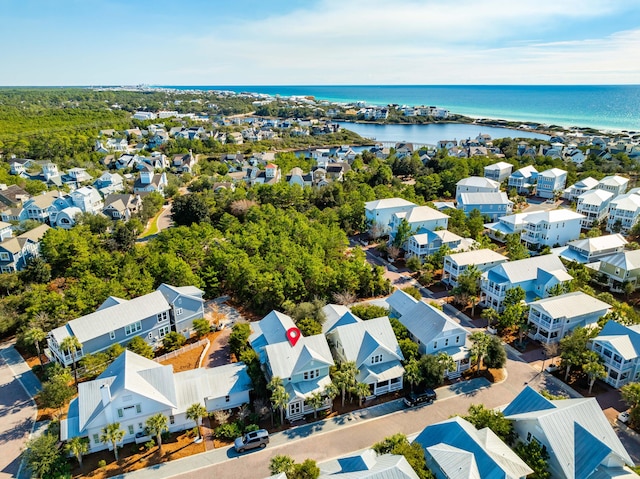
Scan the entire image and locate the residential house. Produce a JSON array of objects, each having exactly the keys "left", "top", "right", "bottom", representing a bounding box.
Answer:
[
  {"left": 60, "top": 351, "right": 251, "bottom": 453},
  {"left": 8, "top": 158, "right": 33, "bottom": 176},
  {"left": 597, "top": 175, "right": 629, "bottom": 196},
  {"left": 364, "top": 198, "right": 416, "bottom": 235},
  {"left": 455, "top": 177, "right": 500, "bottom": 202},
  {"left": 527, "top": 292, "right": 611, "bottom": 344},
  {"left": 591, "top": 321, "right": 640, "bottom": 388},
  {"left": 388, "top": 206, "right": 449, "bottom": 247},
  {"left": 103, "top": 194, "right": 142, "bottom": 221},
  {"left": 607, "top": 190, "right": 640, "bottom": 233},
  {"left": 598, "top": 250, "right": 640, "bottom": 291},
  {"left": 519, "top": 210, "right": 584, "bottom": 248},
  {"left": 0, "top": 224, "right": 50, "bottom": 273},
  {"left": 405, "top": 229, "right": 474, "bottom": 260},
  {"left": 63, "top": 168, "right": 93, "bottom": 189},
  {"left": 93, "top": 171, "right": 124, "bottom": 195},
  {"left": 483, "top": 161, "right": 513, "bottom": 183},
  {"left": 552, "top": 234, "right": 628, "bottom": 265},
  {"left": 133, "top": 169, "right": 168, "bottom": 195},
  {"left": 0, "top": 184, "right": 30, "bottom": 207},
  {"left": 535, "top": 168, "right": 567, "bottom": 199},
  {"left": 321, "top": 304, "right": 361, "bottom": 334},
  {"left": 0, "top": 221, "right": 13, "bottom": 241},
  {"left": 172, "top": 152, "right": 197, "bottom": 173},
  {"left": 565, "top": 148, "right": 586, "bottom": 165},
  {"left": 503, "top": 386, "right": 637, "bottom": 479},
  {"left": 437, "top": 140, "right": 457, "bottom": 150},
  {"left": 22, "top": 191, "right": 65, "bottom": 223},
  {"left": 442, "top": 249, "right": 509, "bottom": 287},
  {"left": 47, "top": 284, "right": 204, "bottom": 367},
  {"left": 398, "top": 301, "right": 470, "bottom": 378},
  {"left": 132, "top": 111, "right": 157, "bottom": 121},
  {"left": 316, "top": 450, "right": 420, "bottom": 479},
  {"left": 576, "top": 189, "right": 614, "bottom": 229},
  {"left": 480, "top": 255, "right": 572, "bottom": 312},
  {"left": 385, "top": 289, "right": 419, "bottom": 319},
  {"left": 457, "top": 192, "right": 513, "bottom": 222},
  {"left": 105, "top": 138, "right": 128, "bottom": 152},
  {"left": 245, "top": 163, "right": 281, "bottom": 186},
  {"left": 327, "top": 316, "right": 404, "bottom": 397},
  {"left": 562, "top": 177, "right": 599, "bottom": 201},
  {"left": 507, "top": 166, "right": 538, "bottom": 194},
  {"left": 263, "top": 334, "right": 334, "bottom": 421},
  {"left": 414, "top": 416, "right": 533, "bottom": 479}
]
